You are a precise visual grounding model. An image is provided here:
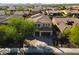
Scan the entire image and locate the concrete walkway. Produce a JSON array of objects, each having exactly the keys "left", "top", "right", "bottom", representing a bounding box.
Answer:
[
  {"left": 45, "top": 46, "right": 79, "bottom": 55},
  {"left": 57, "top": 48, "right": 79, "bottom": 55},
  {"left": 0, "top": 47, "right": 79, "bottom": 55}
]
